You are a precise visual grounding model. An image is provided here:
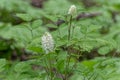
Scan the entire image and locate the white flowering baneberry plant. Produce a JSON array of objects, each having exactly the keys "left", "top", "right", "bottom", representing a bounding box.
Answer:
[{"left": 1, "top": 0, "right": 120, "bottom": 80}]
